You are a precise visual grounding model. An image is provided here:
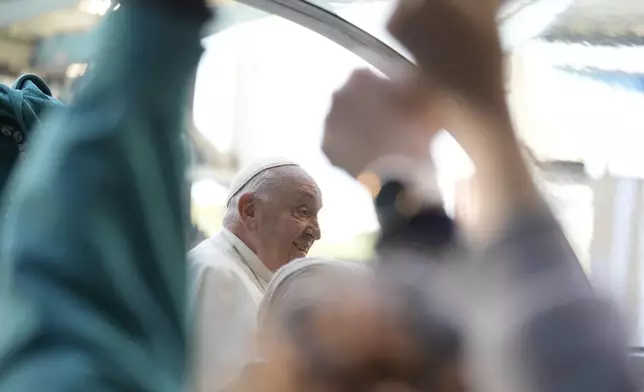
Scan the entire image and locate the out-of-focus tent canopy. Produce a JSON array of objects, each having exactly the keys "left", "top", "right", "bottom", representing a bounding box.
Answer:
[{"left": 2, "top": 0, "right": 644, "bottom": 177}]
